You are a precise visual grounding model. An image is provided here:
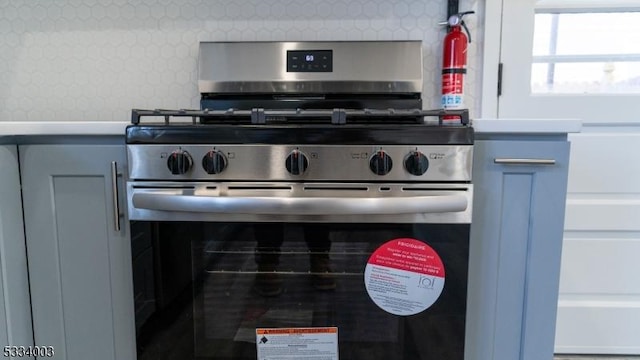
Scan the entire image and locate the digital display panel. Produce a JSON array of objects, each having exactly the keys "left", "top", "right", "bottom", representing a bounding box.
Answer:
[{"left": 287, "top": 50, "right": 333, "bottom": 72}]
